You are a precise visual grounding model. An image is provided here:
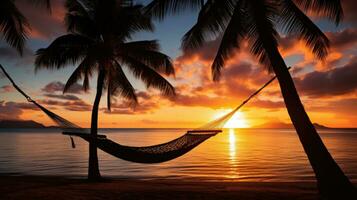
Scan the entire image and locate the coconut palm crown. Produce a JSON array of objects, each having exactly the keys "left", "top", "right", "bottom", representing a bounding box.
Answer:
[
  {"left": 35, "top": 0, "right": 175, "bottom": 180},
  {"left": 0, "top": 0, "right": 51, "bottom": 54},
  {"left": 35, "top": 0, "right": 175, "bottom": 109}
]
